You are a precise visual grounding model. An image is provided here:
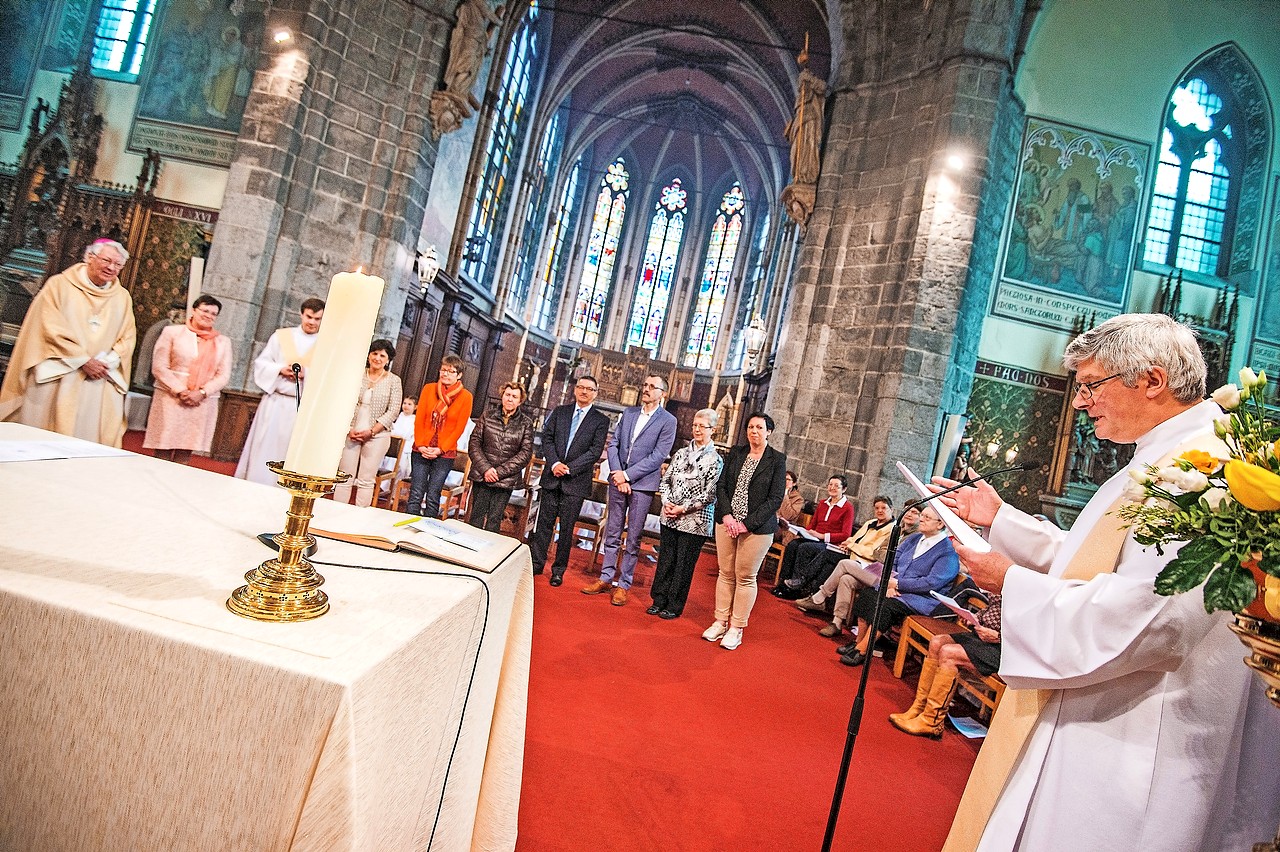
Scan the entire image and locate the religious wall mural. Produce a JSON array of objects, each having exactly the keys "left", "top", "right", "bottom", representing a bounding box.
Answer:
[
  {"left": 128, "top": 0, "right": 266, "bottom": 166},
  {"left": 1248, "top": 175, "right": 1280, "bottom": 390},
  {"left": 40, "top": 0, "right": 94, "bottom": 74},
  {"left": 991, "top": 117, "right": 1150, "bottom": 332},
  {"left": 0, "top": 2, "right": 51, "bottom": 130}
]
